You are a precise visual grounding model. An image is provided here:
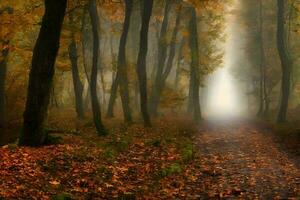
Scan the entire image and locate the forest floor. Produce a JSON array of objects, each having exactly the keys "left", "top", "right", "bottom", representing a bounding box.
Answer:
[{"left": 0, "top": 112, "right": 299, "bottom": 199}]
